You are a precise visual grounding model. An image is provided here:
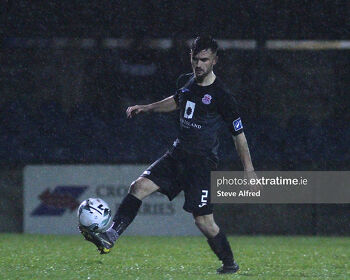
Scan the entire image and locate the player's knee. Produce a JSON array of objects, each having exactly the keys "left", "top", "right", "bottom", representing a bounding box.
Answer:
[
  {"left": 194, "top": 216, "right": 211, "bottom": 230},
  {"left": 194, "top": 215, "right": 219, "bottom": 237},
  {"left": 129, "top": 179, "right": 145, "bottom": 198},
  {"left": 129, "top": 177, "right": 157, "bottom": 200},
  {"left": 194, "top": 216, "right": 204, "bottom": 228}
]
